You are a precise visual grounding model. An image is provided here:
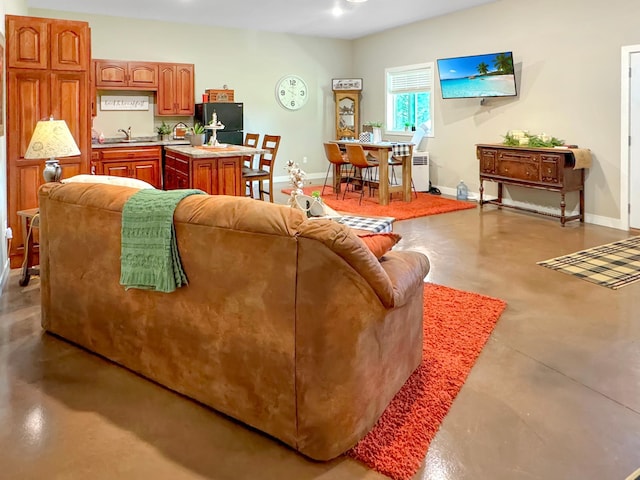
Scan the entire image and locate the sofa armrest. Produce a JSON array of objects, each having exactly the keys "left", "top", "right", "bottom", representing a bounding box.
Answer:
[{"left": 379, "top": 250, "right": 430, "bottom": 308}]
